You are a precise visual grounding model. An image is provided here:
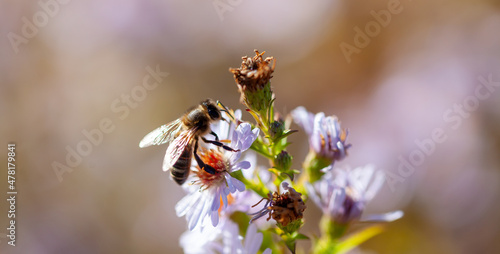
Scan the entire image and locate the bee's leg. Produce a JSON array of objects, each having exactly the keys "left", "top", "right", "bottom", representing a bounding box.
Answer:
[
  {"left": 194, "top": 139, "right": 216, "bottom": 174},
  {"left": 201, "top": 137, "right": 240, "bottom": 152},
  {"left": 210, "top": 131, "right": 219, "bottom": 142}
]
